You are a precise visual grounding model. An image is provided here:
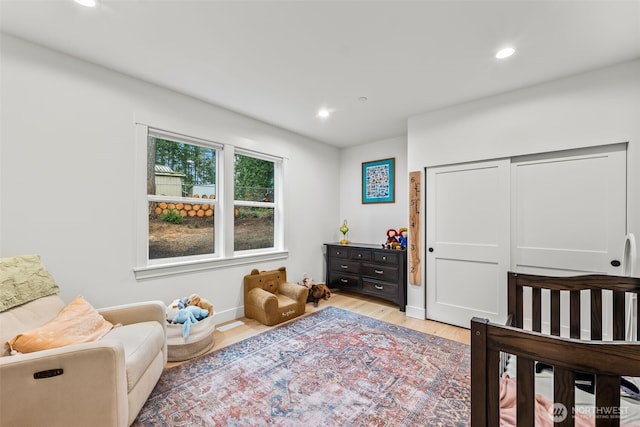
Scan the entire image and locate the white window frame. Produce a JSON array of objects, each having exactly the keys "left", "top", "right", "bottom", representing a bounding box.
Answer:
[
  {"left": 133, "top": 124, "right": 288, "bottom": 280},
  {"left": 233, "top": 147, "right": 284, "bottom": 255}
]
